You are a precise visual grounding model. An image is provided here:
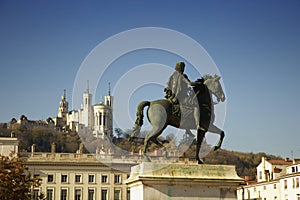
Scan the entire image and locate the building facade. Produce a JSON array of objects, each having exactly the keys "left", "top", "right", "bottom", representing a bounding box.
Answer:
[
  {"left": 280, "top": 164, "right": 300, "bottom": 200},
  {"left": 8, "top": 115, "right": 55, "bottom": 130},
  {"left": 0, "top": 134, "right": 19, "bottom": 156},
  {"left": 237, "top": 157, "right": 300, "bottom": 200},
  {"left": 25, "top": 147, "right": 188, "bottom": 200},
  {"left": 26, "top": 151, "right": 137, "bottom": 200}
]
